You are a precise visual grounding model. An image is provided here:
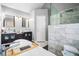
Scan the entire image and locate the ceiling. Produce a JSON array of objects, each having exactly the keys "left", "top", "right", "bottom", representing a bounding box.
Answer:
[
  {"left": 2, "top": 3, "right": 44, "bottom": 13},
  {"left": 2, "top": 3, "right": 79, "bottom": 14}
]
